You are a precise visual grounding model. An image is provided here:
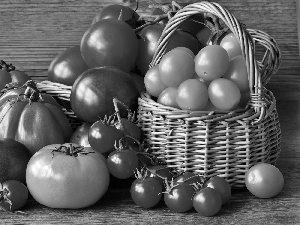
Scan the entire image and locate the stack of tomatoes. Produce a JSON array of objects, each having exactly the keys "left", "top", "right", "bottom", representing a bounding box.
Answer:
[{"left": 144, "top": 33, "right": 250, "bottom": 111}]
